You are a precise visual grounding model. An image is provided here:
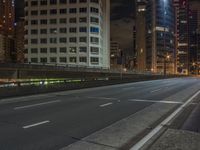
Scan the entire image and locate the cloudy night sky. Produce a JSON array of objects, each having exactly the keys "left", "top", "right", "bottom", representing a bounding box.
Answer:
[{"left": 111, "top": 0, "right": 134, "bottom": 55}]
